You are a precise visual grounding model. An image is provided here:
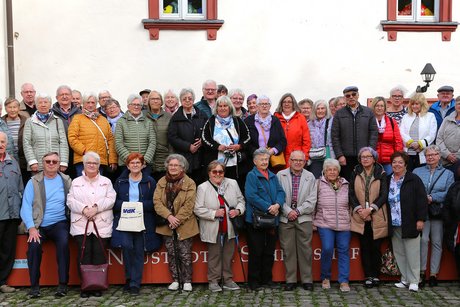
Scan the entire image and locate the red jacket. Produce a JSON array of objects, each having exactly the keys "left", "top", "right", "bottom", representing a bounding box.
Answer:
[
  {"left": 376, "top": 115, "right": 403, "bottom": 164},
  {"left": 274, "top": 111, "right": 311, "bottom": 168}
]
